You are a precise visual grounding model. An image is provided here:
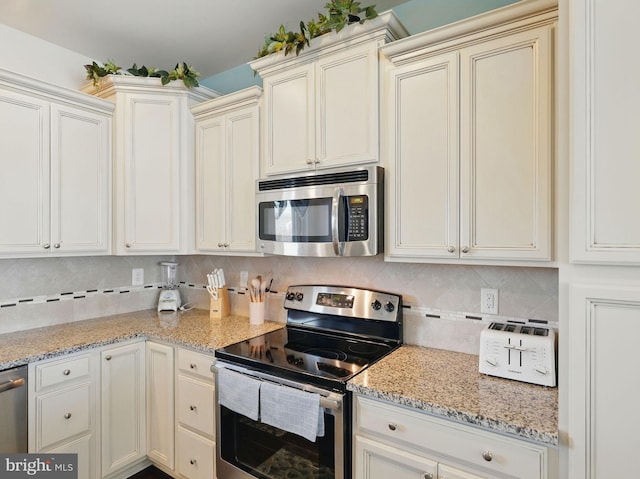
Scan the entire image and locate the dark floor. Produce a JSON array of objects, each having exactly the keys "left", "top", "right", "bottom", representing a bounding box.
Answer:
[{"left": 127, "top": 465, "right": 173, "bottom": 479}]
